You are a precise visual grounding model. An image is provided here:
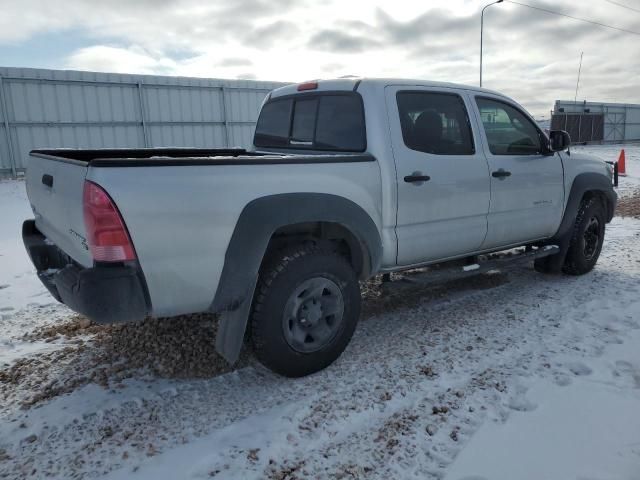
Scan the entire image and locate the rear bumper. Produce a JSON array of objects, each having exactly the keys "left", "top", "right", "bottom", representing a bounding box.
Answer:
[{"left": 22, "top": 219, "right": 149, "bottom": 323}]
